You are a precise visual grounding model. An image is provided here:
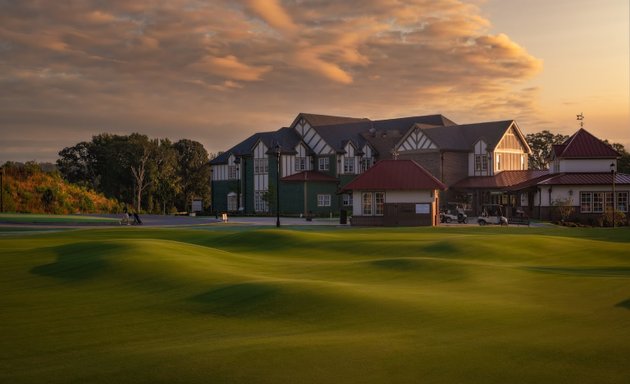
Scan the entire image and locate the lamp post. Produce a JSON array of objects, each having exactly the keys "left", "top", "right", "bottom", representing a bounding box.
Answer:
[
  {"left": 0, "top": 165, "right": 4, "bottom": 213},
  {"left": 611, "top": 162, "right": 616, "bottom": 228},
  {"left": 234, "top": 157, "right": 241, "bottom": 213},
  {"left": 275, "top": 144, "right": 281, "bottom": 227}
]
